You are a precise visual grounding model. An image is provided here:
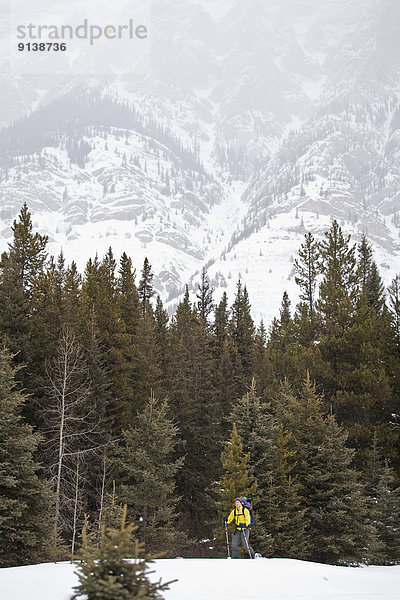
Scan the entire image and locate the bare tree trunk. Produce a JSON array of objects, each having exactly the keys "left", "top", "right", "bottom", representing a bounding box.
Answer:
[
  {"left": 71, "top": 454, "right": 80, "bottom": 558},
  {"left": 98, "top": 454, "right": 107, "bottom": 532},
  {"left": 54, "top": 347, "right": 67, "bottom": 535}
]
